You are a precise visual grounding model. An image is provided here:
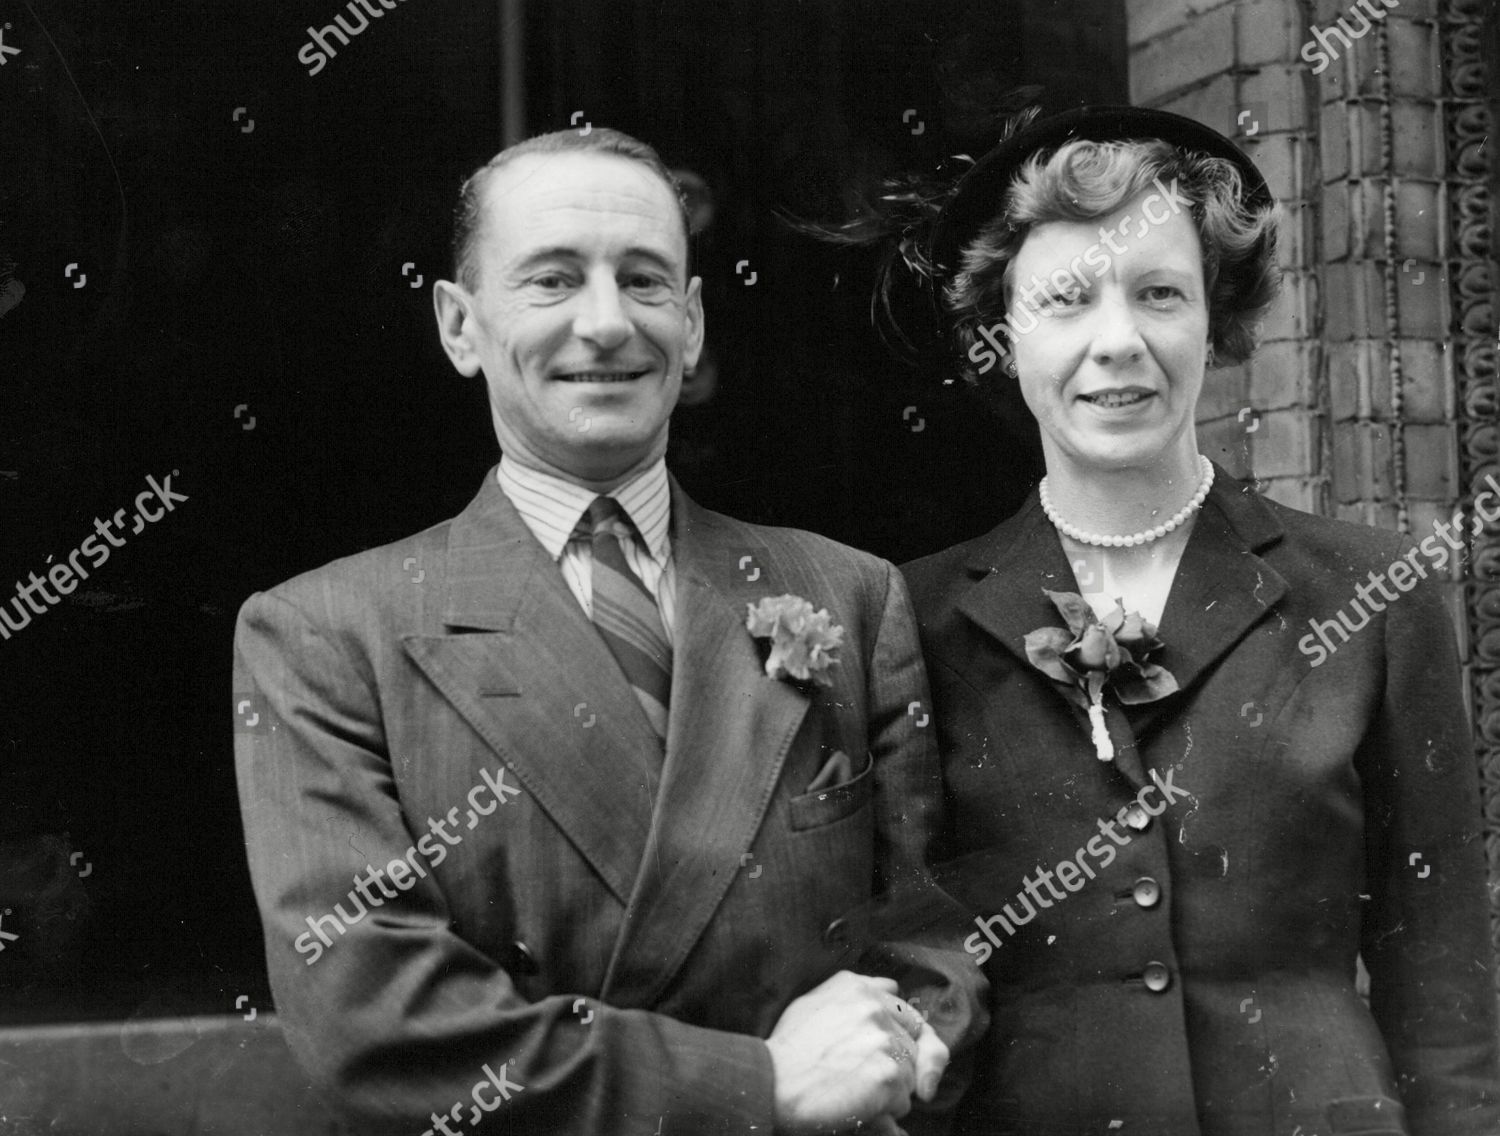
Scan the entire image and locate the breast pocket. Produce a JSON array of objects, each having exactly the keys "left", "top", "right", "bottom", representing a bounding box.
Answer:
[{"left": 789, "top": 752, "right": 874, "bottom": 831}]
